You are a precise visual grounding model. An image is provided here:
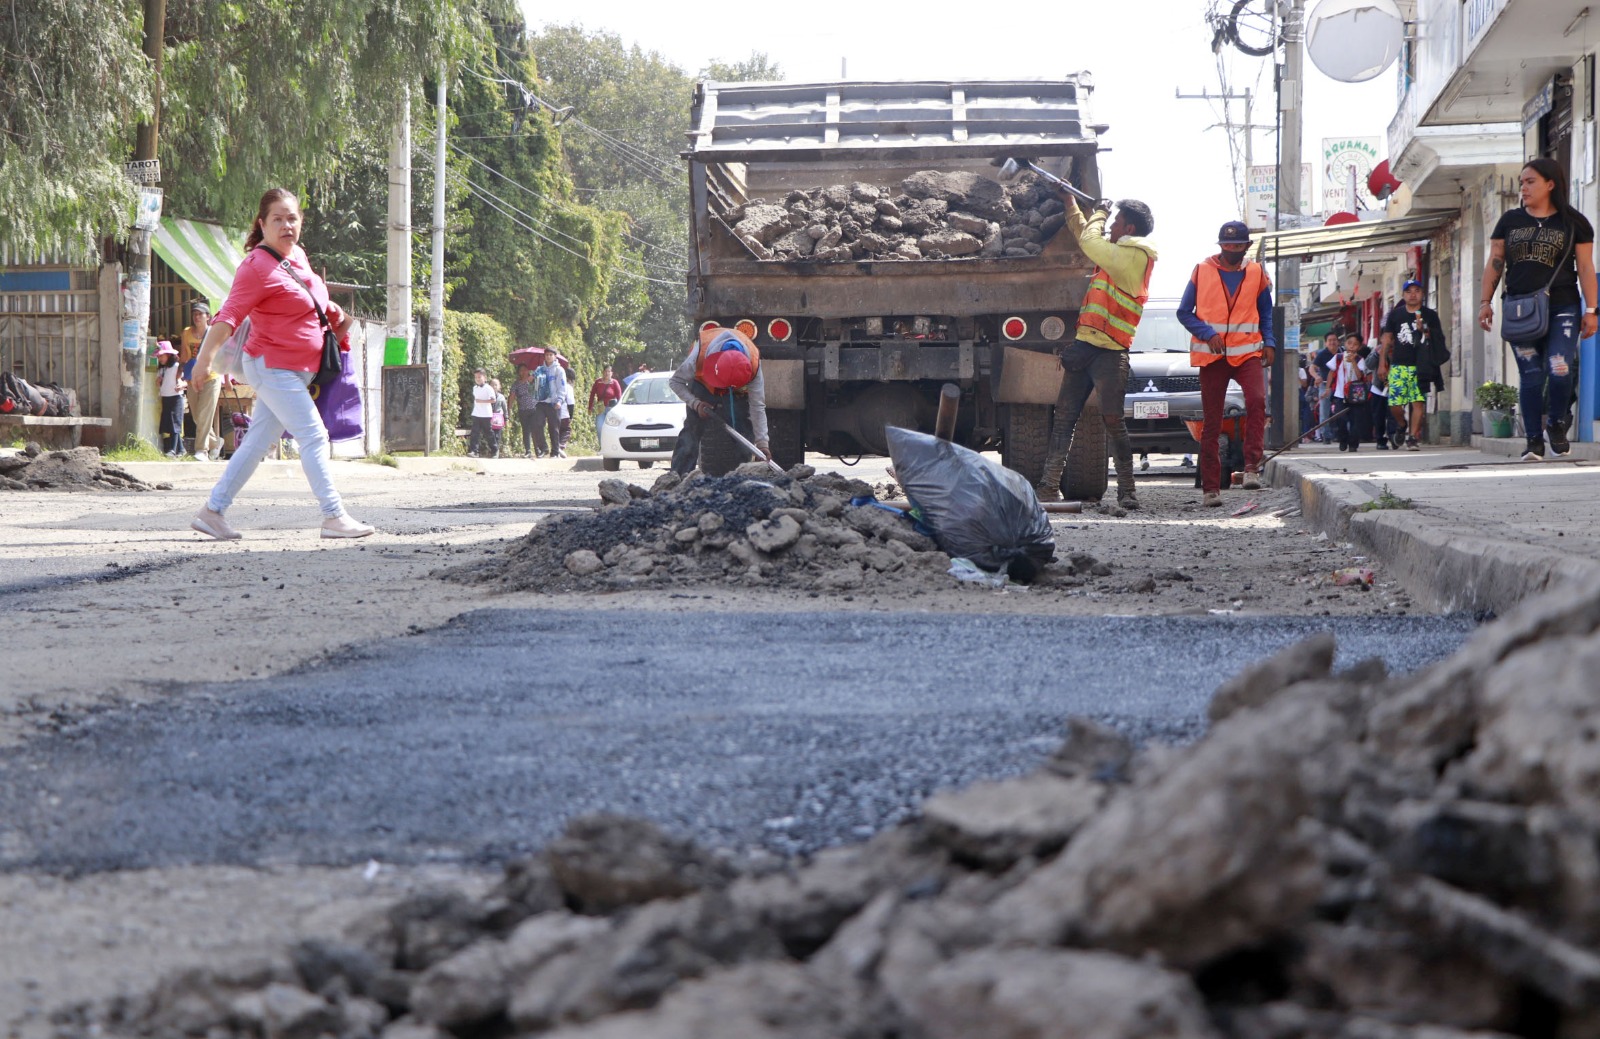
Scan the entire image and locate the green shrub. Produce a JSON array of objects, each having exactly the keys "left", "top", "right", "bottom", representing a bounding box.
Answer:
[
  {"left": 103, "top": 435, "right": 165, "bottom": 462},
  {"left": 1474, "top": 381, "right": 1517, "bottom": 411}
]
